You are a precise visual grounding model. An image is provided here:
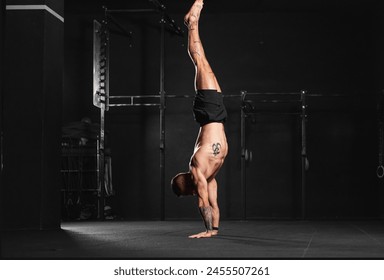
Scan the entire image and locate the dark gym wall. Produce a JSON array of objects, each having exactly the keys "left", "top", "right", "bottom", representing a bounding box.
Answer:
[
  {"left": 64, "top": 0, "right": 382, "bottom": 220},
  {"left": 63, "top": 11, "right": 94, "bottom": 123},
  {"left": 373, "top": 5, "right": 383, "bottom": 91},
  {"left": 2, "top": 0, "right": 63, "bottom": 230},
  {"left": 0, "top": 0, "right": 5, "bottom": 233},
  {"left": 375, "top": 2, "right": 384, "bottom": 218}
]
